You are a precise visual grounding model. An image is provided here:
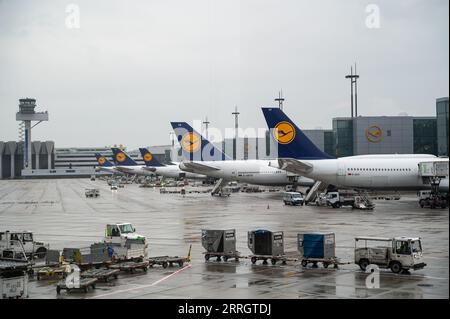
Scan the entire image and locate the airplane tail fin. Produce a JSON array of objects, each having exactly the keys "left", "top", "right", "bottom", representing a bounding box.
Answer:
[
  {"left": 261, "top": 107, "right": 334, "bottom": 159},
  {"left": 170, "top": 122, "right": 230, "bottom": 161},
  {"left": 95, "top": 153, "right": 114, "bottom": 167},
  {"left": 139, "top": 148, "right": 165, "bottom": 167},
  {"left": 111, "top": 148, "right": 139, "bottom": 166}
]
